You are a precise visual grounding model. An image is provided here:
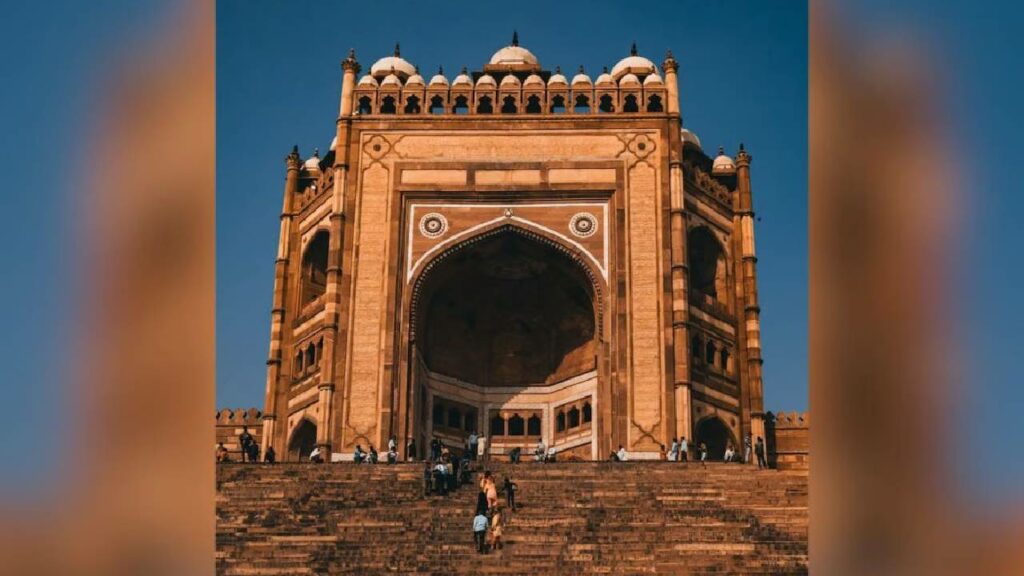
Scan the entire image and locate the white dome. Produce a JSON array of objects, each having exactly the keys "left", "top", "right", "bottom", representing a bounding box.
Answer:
[
  {"left": 500, "top": 74, "right": 521, "bottom": 87},
  {"left": 452, "top": 68, "right": 473, "bottom": 87},
  {"left": 643, "top": 73, "right": 663, "bottom": 86},
  {"left": 304, "top": 151, "right": 321, "bottom": 171},
  {"left": 357, "top": 74, "right": 378, "bottom": 87},
  {"left": 680, "top": 128, "right": 701, "bottom": 150},
  {"left": 380, "top": 73, "right": 402, "bottom": 87},
  {"left": 619, "top": 73, "right": 641, "bottom": 87},
  {"left": 370, "top": 56, "right": 416, "bottom": 79},
  {"left": 524, "top": 74, "right": 544, "bottom": 87},
  {"left": 595, "top": 68, "right": 615, "bottom": 86},
  {"left": 611, "top": 44, "right": 657, "bottom": 79},
  {"left": 712, "top": 147, "right": 736, "bottom": 174},
  {"left": 490, "top": 45, "right": 538, "bottom": 66},
  {"left": 429, "top": 69, "right": 448, "bottom": 86},
  {"left": 571, "top": 69, "right": 592, "bottom": 86},
  {"left": 476, "top": 74, "right": 496, "bottom": 88},
  {"left": 547, "top": 68, "right": 568, "bottom": 86},
  {"left": 405, "top": 72, "right": 425, "bottom": 87}
]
